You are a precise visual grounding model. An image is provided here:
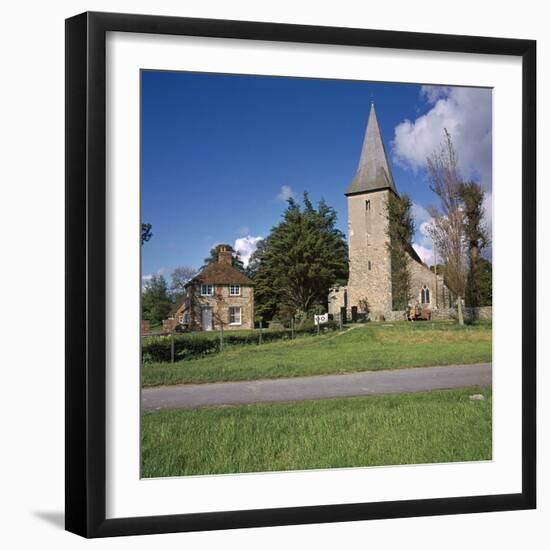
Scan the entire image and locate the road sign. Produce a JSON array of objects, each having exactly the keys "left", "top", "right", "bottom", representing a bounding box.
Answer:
[{"left": 314, "top": 313, "right": 328, "bottom": 325}]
